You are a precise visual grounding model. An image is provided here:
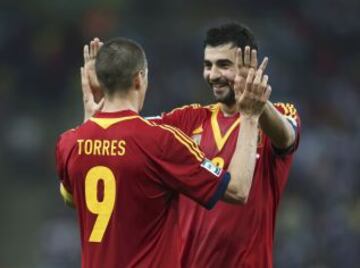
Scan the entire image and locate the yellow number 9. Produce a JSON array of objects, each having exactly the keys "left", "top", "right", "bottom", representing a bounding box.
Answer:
[{"left": 85, "top": 166, "right": 116, "bottom": 243}]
